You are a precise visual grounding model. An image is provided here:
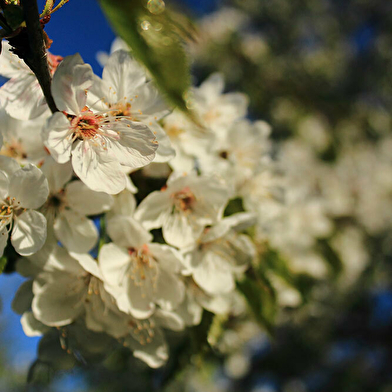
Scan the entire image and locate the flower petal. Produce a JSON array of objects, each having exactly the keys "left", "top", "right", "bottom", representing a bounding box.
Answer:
[
  {"left": 42, "top": 112, "right": 73, "bottom": 164},
  {"left": 0, "top": 170, "right": 9, "bottom": 200},
  {"left": 51, "top": 54, "right": 93, "bottom": 115},
  {"left": 9, "top": 164, "right": 49, "bottom": 209},
  {"left": 11, "top": 210, "right": 47, "bottom": 256},
  {"left": 102, "top": 50, "right": 146, "bottom": 101},
  {"left": 21, "top": 311, "right": 50, "bottom": 337},
  {"left": 54, "top": 209, "right": 98, "bottom": 253},
  {"left": 65, "top": 180, "right": 114, "bottom": 216},
  {"left": 192, "top": 251, "right": 235, "bottom": 295},
  {"left": 125, "top": 328, "right": 168, "bottom": 368},
  {"left": 32, "top": 271, "right": 85, "bottom": 326},
  {"left": 40, "top": 156, "right": 73, "bottom": 193},
  {"left": 162, "top": 213, "right": 201, "bottom": 249},
  {"left": 105, "top": 120, "right": 157, "bottom": 168},
  {"left": 0, "top": 74, "right": 48, "bottom": 120},
  {"left": 107, "top": 216, "right": 152, "bottom": 248},
  {"left": 134, "top": 190, "right": 171, "bottom": 230},
  {"left": 72, "top": 140, "right": 126, "bottom": 194}
]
